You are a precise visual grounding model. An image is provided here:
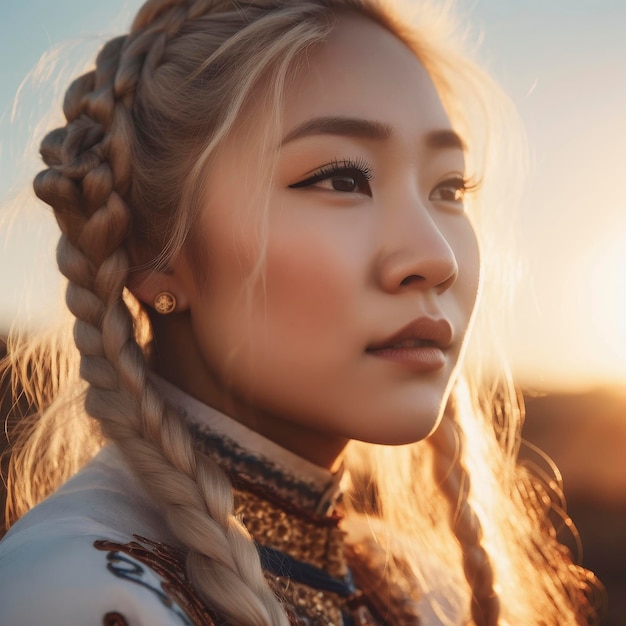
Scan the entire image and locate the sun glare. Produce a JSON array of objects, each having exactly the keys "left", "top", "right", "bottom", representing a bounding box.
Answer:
[{"left": 587, "top": 233, "right": 626, "bottom": 382}]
